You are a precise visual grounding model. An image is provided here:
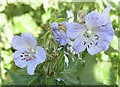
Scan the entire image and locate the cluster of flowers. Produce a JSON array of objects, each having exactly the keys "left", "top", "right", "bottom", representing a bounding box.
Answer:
[
  {"left": 11, "top": 3, "right": 114, "bottom": 75},
  {"left": 51, "top": 3, "right": 114, "bottom": 55}
]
